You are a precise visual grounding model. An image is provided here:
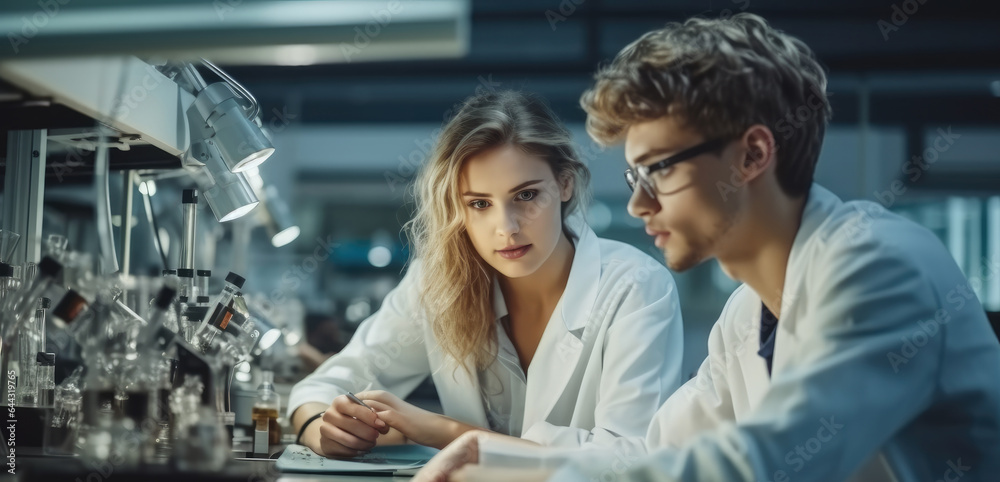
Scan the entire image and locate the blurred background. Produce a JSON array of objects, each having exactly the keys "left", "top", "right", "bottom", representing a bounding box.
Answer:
[{"left": 1, "top": 0, "right": 998, "bottom": 384}]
